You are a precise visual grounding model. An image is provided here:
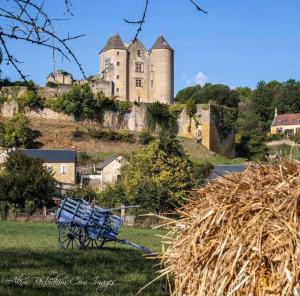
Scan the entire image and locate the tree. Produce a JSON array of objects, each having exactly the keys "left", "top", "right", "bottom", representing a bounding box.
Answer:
[
  {"left": 1, "top": 113, "right": 39, "bottom": 148},
  {"left": 122, "top": 140, "right": 194, "bottom": 213},
  {"left": 0, "top": 152, "right": 55, "bottom": 208}
]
